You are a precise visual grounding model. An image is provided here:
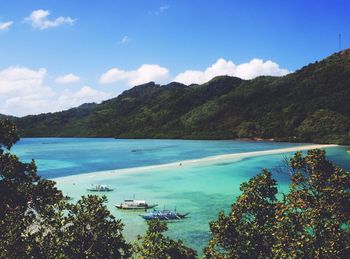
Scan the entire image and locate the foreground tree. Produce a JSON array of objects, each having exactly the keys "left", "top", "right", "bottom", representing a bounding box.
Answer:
[
  {"left": 273, "top": 149, "right": 350, "bottom": 258},
  {"left": 133, "top": 219, "right": 197, "bottom": 259},
  {"left": 204, "top": 170, "right": 278, "bottom": 258},
  {"left": 205, "top": 149, "right": 350, "bottom": 258},
  {"left": 0, "top": 119, "right": 130, "bottom": 258},
  {"left": 28, "top": 195, "right": 131, "bottom": 258},
  {"left": 0, "top": 119, "right": 62, "bottom": 257}
]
